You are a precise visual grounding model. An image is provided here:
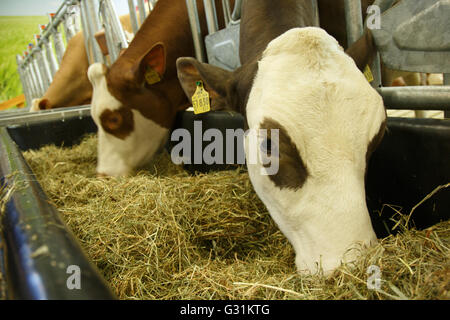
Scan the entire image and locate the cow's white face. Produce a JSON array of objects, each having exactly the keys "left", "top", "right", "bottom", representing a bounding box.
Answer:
[
  {"left": 88, "top": 63, "right": 169, "bottom": 176},
  {"left": 244, "top": 28, "right": 385, "bottom": 274}
]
